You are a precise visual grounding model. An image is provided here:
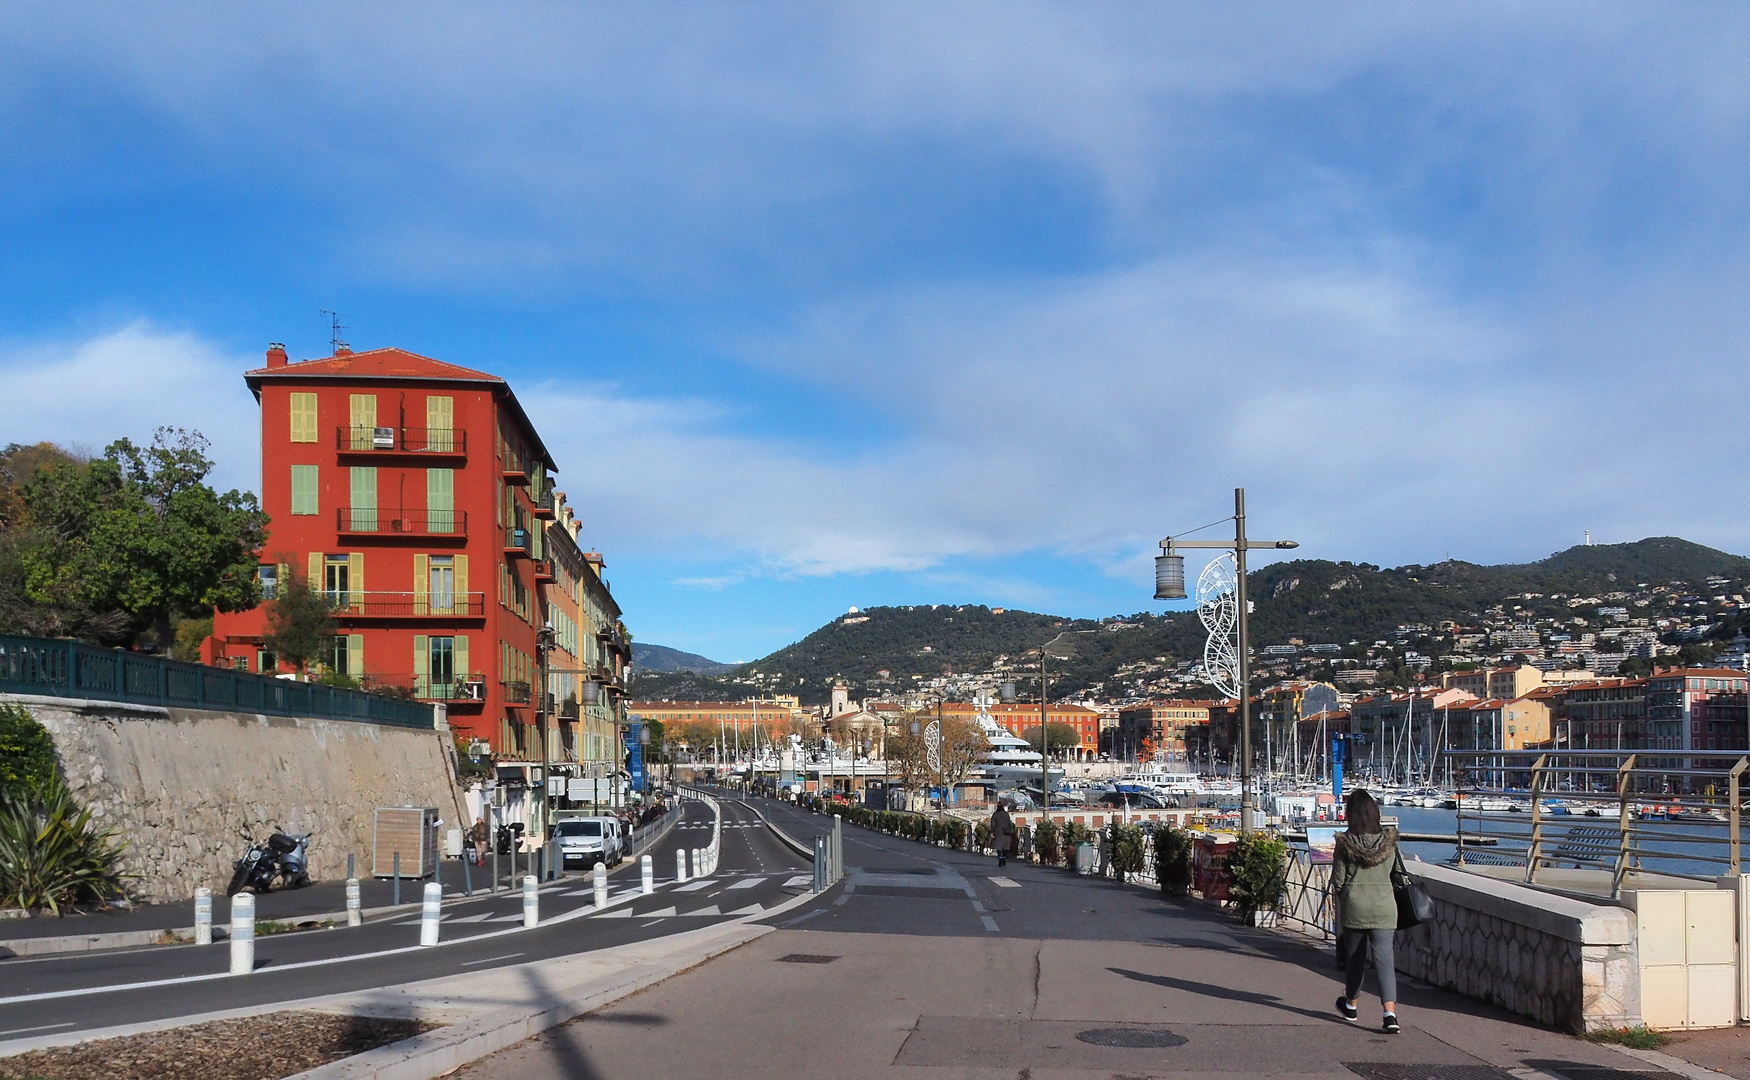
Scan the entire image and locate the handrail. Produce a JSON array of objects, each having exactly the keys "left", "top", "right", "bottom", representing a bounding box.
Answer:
[{"left": 0, "top": 634, "right": 435, "bottom": 728}]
